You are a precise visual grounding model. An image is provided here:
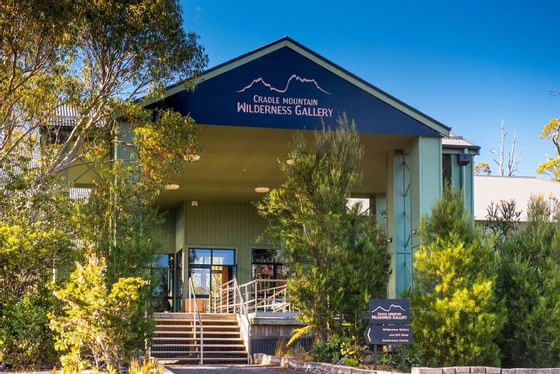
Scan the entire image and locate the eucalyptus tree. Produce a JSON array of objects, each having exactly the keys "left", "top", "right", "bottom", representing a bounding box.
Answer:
[{"left": 0, "top": 0, "right": 206, "bottom": 187}]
